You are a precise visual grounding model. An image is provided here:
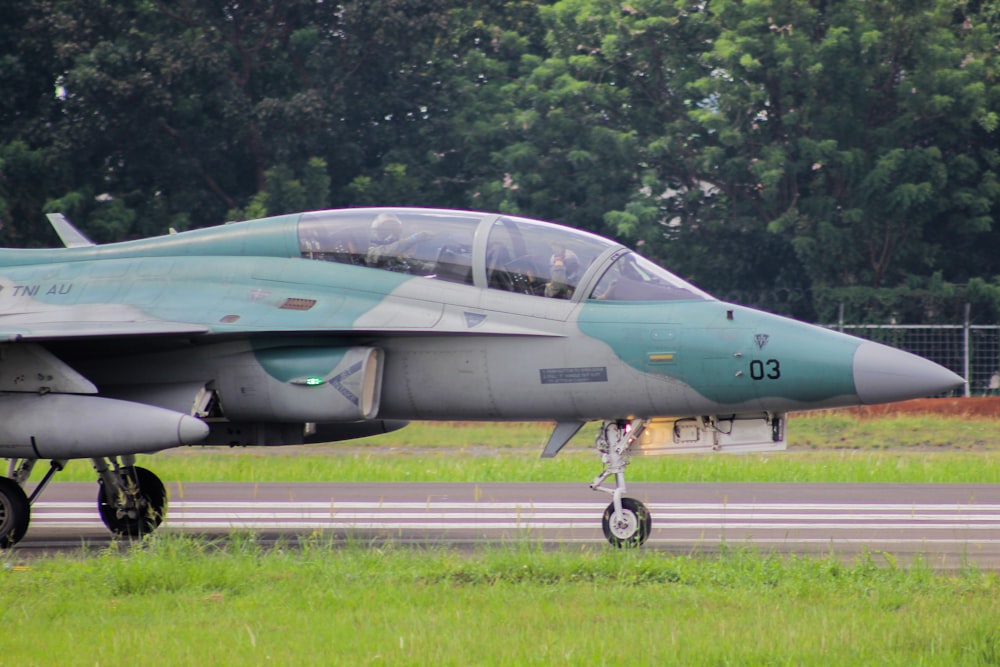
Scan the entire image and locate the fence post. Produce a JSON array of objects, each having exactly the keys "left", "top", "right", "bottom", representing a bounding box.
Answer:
[
  {"left": 838, "top": 302, "right": 844, "bottom": 332},
  {"left": 964, "top": 303, "right": 971, "bottom": 397}
]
